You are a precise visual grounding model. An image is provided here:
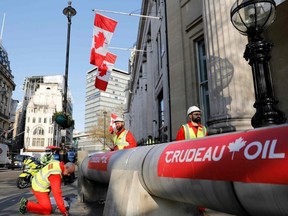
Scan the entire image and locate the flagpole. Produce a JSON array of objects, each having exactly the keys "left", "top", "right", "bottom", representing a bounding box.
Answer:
[
  {"left": 103, "top": 111, "right": 107, "bottom": 149},
  {"left": 0, "top": 13, "right": 6, "bottom": 43},
  {"left": 92, "top": 9, "right": 161, "bottom": 20},
  {"left": 109, "top": 46, "right": 146, "bottom": 52}
]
